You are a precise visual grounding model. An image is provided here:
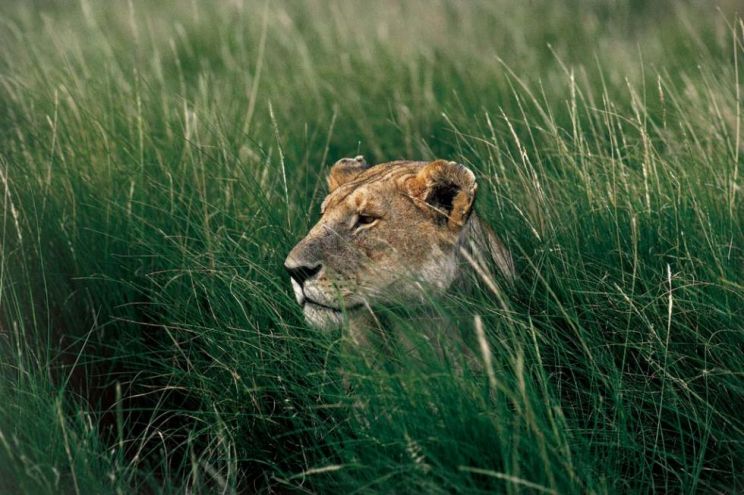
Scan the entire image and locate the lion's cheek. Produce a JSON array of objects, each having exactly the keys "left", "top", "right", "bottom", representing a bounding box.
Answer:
[{"left": 358, "top": 240, "right": 386, "bottom": 262}]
